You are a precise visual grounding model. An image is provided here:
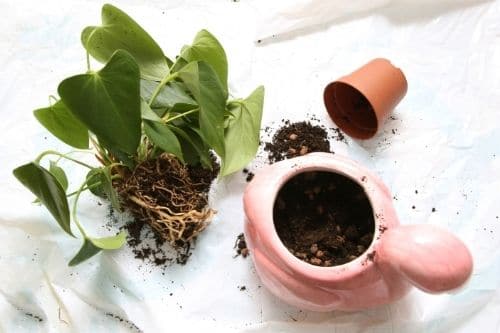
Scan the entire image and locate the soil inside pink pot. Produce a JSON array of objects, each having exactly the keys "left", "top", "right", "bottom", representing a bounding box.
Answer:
[{"left": 273, "top": 171, "right": 375, "bottom": 267}]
